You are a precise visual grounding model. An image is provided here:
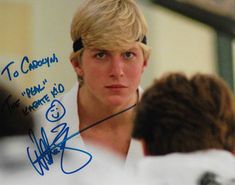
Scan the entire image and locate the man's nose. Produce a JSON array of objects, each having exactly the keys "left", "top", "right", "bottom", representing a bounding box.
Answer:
[{"left": 109, "top": 56, "right": 124, "bottom": 78}]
